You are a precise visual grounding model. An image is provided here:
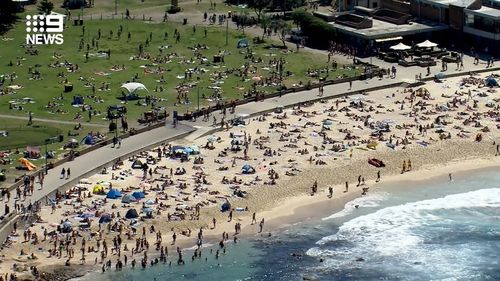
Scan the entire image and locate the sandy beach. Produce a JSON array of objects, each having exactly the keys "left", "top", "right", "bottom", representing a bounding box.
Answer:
[{"left": 1, "top": 71, "right": 500, "bottom": 280}]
